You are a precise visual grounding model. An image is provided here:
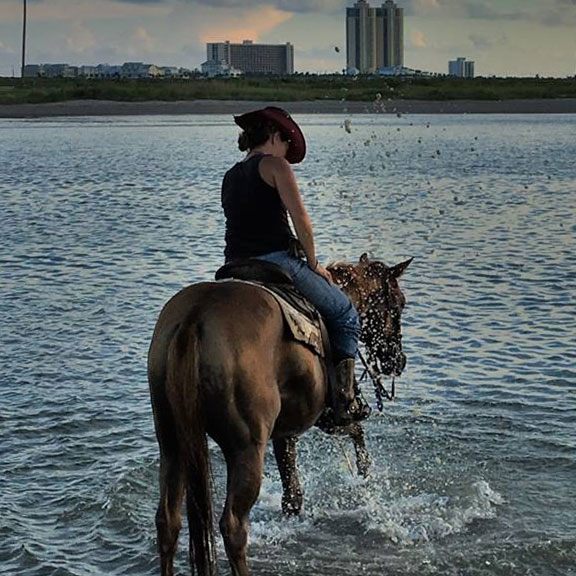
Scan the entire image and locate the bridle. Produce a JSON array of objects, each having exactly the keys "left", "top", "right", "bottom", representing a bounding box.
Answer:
[
  {"left": 357, "top": 349, "right": 395, "bottom": 410},
  {"left": 356, "top": 281, "right": 401, "bottom": 410}
]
